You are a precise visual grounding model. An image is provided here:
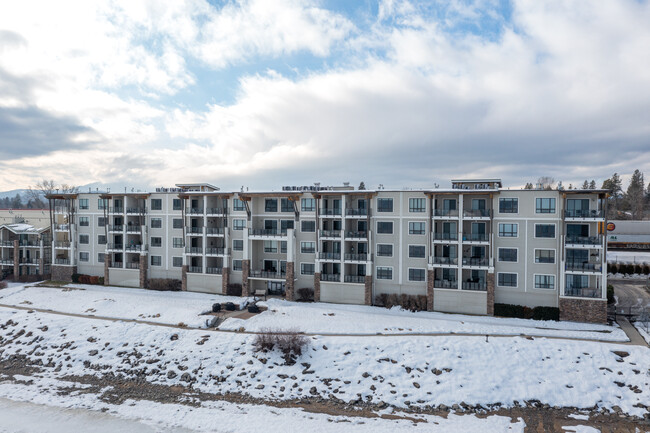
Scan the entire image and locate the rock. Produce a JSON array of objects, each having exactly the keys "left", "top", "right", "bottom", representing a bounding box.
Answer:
[
  {"left": 612, "top": 351, "right": 629, "bottom": 358},
  {"left": 170, "top": 334, "right": 179, "bottom": 341},
  {"left": 277, "top": 374, "right": 289, "bottom": 379},
  {"left": 88, "top": 350, "right": 98, "bottom": 356},
  {"left": 180, "top": 373, "right": 192, "bottom": 382},
  {"left": 432, "top": 368, "right": 442, "bottom": 376},
  {"left": 413, "top": 382, "right": 420, "bottom": 389},
  {"left": 256, "top": 384, "right": 264, "bottom": 389},
  {"left": 362, "top": 372, "right": 370, "bottom": 378},
  {"left": 167, "top": 371, "right": 177, "bottom": 379},
  {"left": 310, "top": 387, "right": 318, "bottom": 395}
]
